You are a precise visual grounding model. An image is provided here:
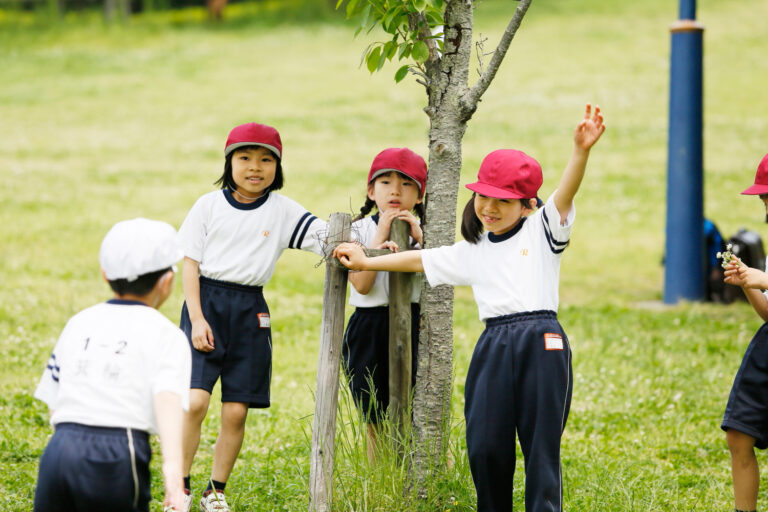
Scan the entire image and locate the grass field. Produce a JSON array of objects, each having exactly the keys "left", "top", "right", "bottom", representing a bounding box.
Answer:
[{"left": 2, "top": 0, "right": 768, "bottom": 509}]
